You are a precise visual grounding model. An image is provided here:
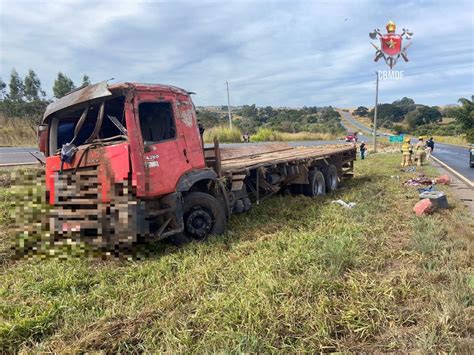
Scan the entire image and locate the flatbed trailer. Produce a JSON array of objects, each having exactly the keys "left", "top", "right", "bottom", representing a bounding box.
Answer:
[
  {"left": 204, "top": 141, "right": 355, "bottom": 208},
  {"left": 217, "top": 143, "right": 354, "bottom": 174},
  {"left": 38, "top": 82, "right": 357, "bottom": 247}
]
